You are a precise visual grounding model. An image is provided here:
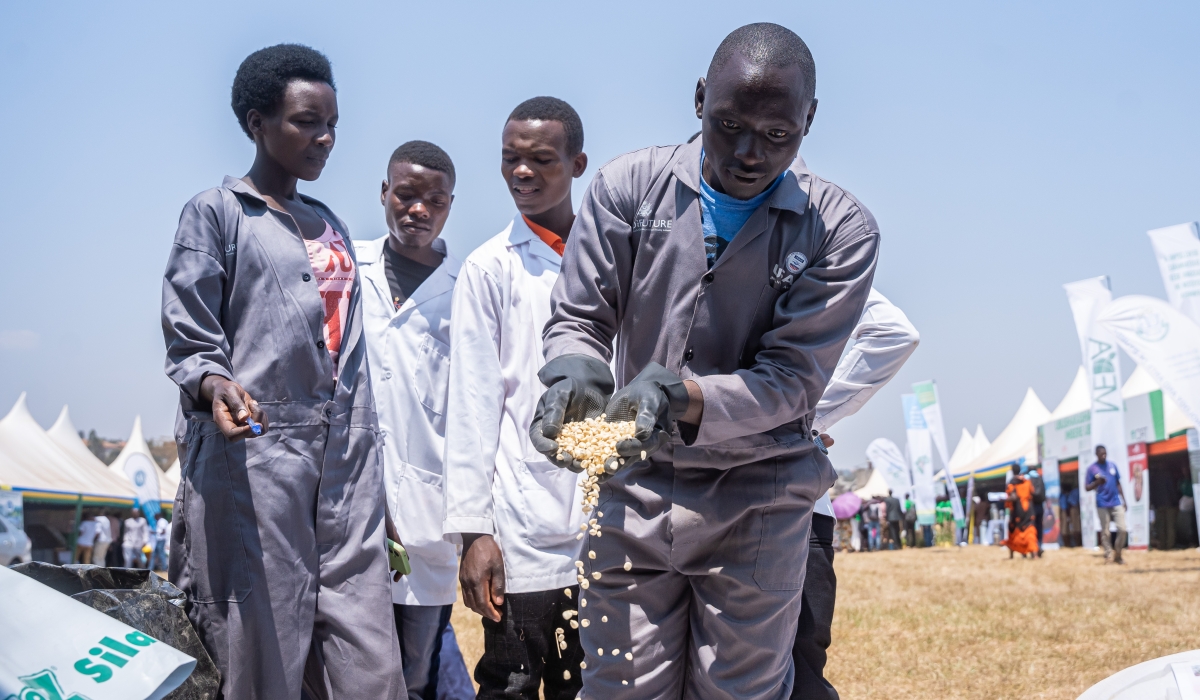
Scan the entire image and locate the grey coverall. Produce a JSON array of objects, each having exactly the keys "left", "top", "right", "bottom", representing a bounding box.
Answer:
[
  {"left": 542, "top": 140, "right": 878, "bottom": 699},
  {"left": 162, "top": 177, "right": 404, "bottom": 699}
]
